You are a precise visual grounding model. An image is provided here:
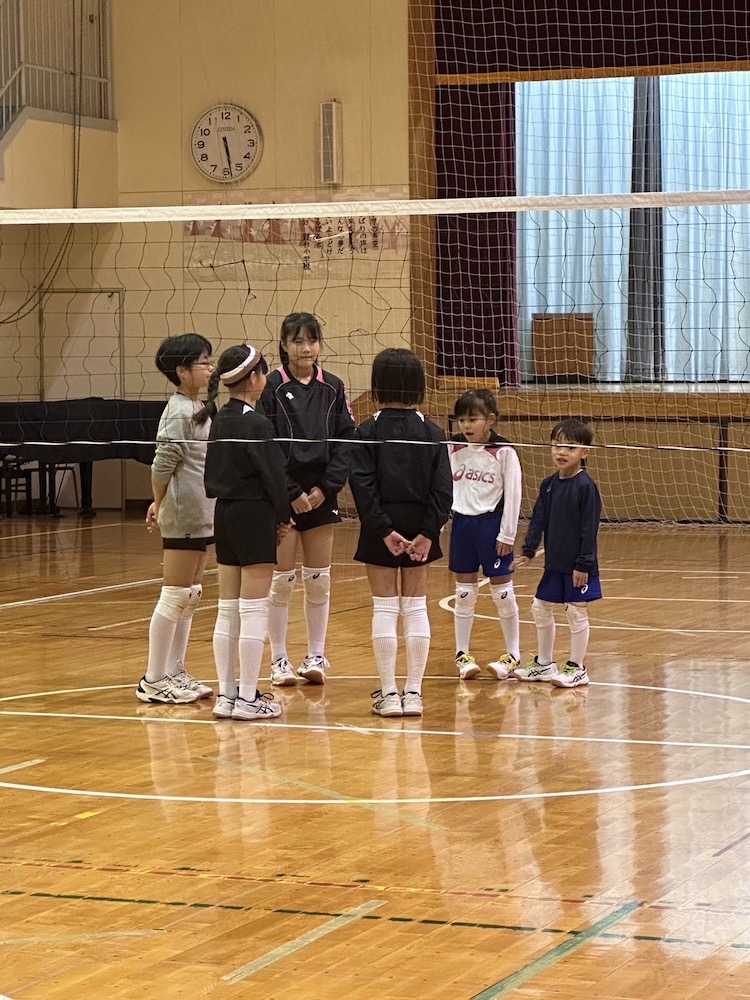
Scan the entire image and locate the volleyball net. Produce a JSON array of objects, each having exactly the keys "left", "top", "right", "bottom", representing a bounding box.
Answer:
[{"left": 1, "top": 189, "right": 750, "bottom": 523}]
